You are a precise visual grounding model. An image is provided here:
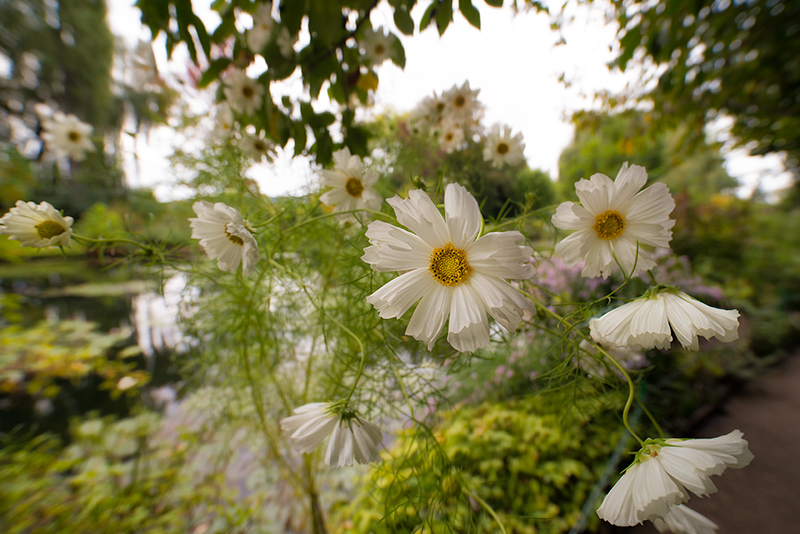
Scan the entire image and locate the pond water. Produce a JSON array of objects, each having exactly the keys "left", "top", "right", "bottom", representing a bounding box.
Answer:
[{"left": 0, "top": 257, "right": 186, "bottom": 439}]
